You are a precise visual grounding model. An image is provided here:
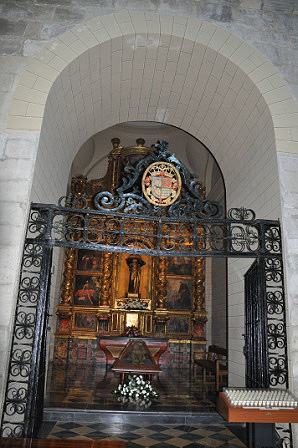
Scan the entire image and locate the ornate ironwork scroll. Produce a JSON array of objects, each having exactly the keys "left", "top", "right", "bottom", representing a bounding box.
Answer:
[
  {"left": 244, "top": 257, "right": 287, "bottom": 388},
  {"left": 1, "top": 209, "right": 52, "bottom": 438},
  {"left": 266, "top": 256, "right": 291, "bottom": 448},
  {"left": 44, "top": 202, "right": 282, "bottom": 259},
  {"left": 94, "top": 140, "right": 223, "bottom": 219},
  {"left": 244, "top": 256, "right": 289, "bottom": 447},
  {"left": 264, "top": 257, "right": 288, "bottom": 388}
]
